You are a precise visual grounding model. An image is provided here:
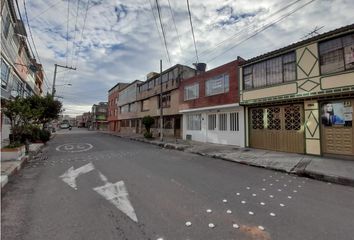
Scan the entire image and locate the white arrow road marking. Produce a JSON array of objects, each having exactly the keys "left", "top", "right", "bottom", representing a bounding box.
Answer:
[
  {"left": 93, "top": 180, "right": 138, "bottom": 223},
  {"left": 59, "top": 162, "right": 95, "bottom": 190}
]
